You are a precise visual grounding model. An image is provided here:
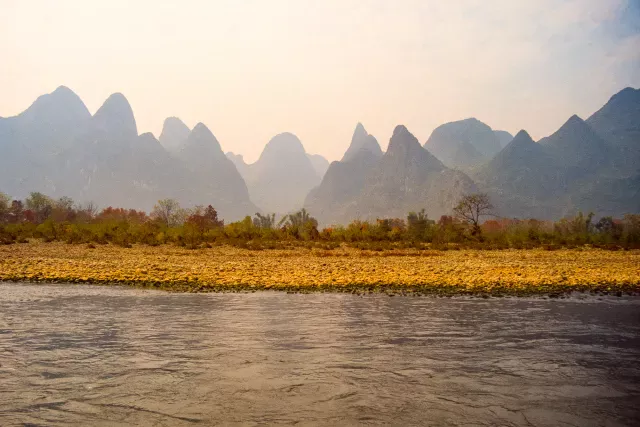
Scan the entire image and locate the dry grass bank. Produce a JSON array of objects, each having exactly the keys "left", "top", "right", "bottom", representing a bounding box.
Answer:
[{"left": 1, "top": 242, "right": 638, "bottom": 295}]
